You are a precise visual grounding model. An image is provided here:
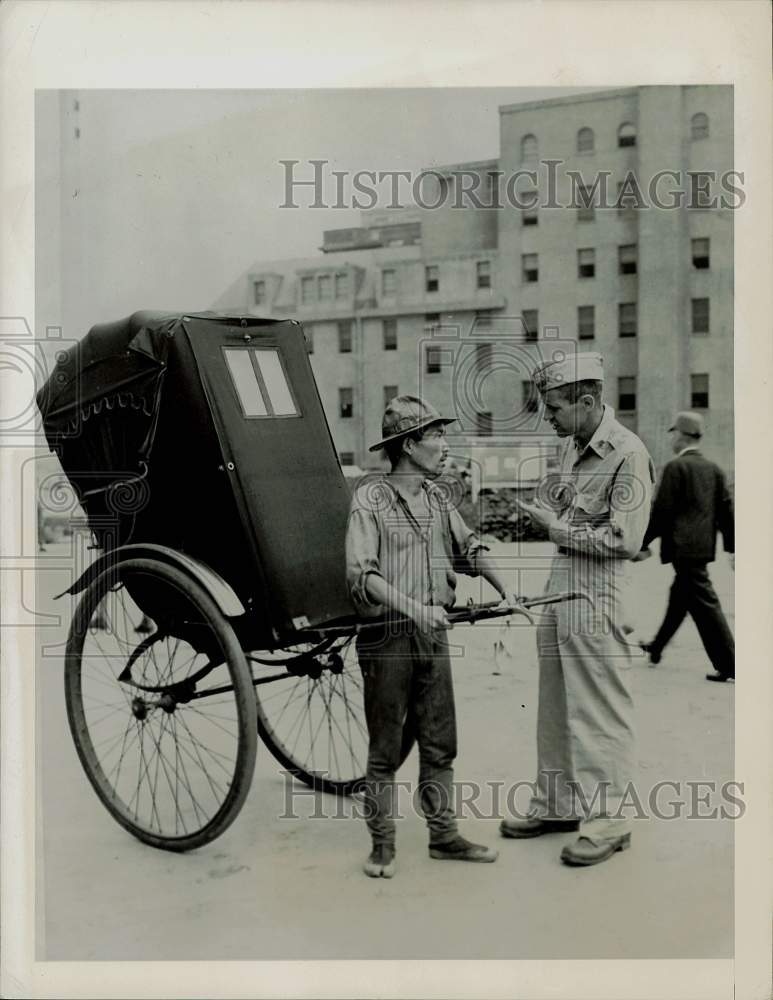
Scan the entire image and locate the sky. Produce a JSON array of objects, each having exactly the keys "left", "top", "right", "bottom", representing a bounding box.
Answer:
[{"left": 38, "top": 87, "right": 607, "bottom": 337}]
